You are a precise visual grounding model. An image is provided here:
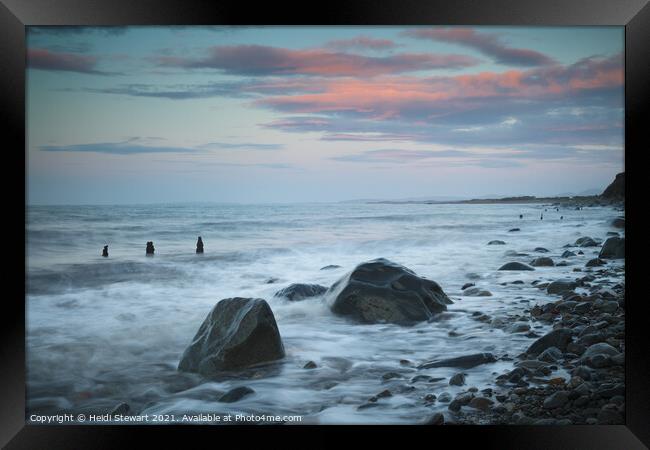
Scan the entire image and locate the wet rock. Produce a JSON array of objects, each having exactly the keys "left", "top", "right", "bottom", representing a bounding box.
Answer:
[
  {"left": 102, "top": 245, "right": 109, "bottom": 257},
  {"left": 488, "top": 240, "right": 506, "bottom": 245},
  {"left": 586, "top": 258, "right": 606, "bottom": 267},
  {"left": 543, "top": 391, "right": 569, "bottom": 409},
  {"left": 423, "top": 413, "right": 444, "bottom": 425},
  {"left": 325, "top": 258, "right": 452, "bottom": 325},
  {"left": 508, "top": 322, "right": 531, "bottom": 333},
  {"left": 575, "top": 237, "right": 598, "bottom": 247},
  {"left": 463, "top": 287, "right": 492, "bottom": 297},
  {"left": 418, "top": 353, "right": 497, "bottom": 370},
  {"left": 219, "top": 386, "right": 255, "bottom": 403},
  {"left": 598, "top": 237, "right": 625, "bottom": 259},
  {"left": 381, "top": 372, "right": 403, "bottom": 381},
  {"left": 562, "top": 250, "right": 576, "bottom": 258},
  {"left": 320, "top": 265, "right": 341, "bottom": 270},
  {"left": 196, "top": 236, "right": 204, "bottom": 254},
  {"left": 146, "top": 241, "right": 155, "bottom": 255},
  {"left": 611, "top": 217, "right": 625, "bottom": 229},
  {"left": 449, "top": 373, "right": 466, "bottom": 386},
  {"left": 468, "top": 397, "right": 493, "bottom": 411},
  {"left": 530, "top": 257, "right": 554, "bottom": 267},
  {"left": 527, "top": 329, "right": 573, "bottom": 355},
  {"left": 303, "top": 361, "right": 317, "bottom": 369},
  {"left": 438, "top": 392, "right": 452, "bottom": 403},
  {"left": 538, "top": 347, "right": 563, "bottom": 363},
  {"left": 377, "top": 389, "right": 392, "bottom": 398},
  {"left": 534, "top": 247, "right": 550, "bottom": 253},
  {"left": 178, "top": 298, "right": 285, "bottom": 376},
  {"left": 498, "top": 262, "right": 535, "bottom": 271},
  {"left": 274, "top": 283, "right": 327, "bottom": 301},
  {"left": 547, "top": 280, "right": 578, "bottom": 295},
  {"left": 461, "top": 282, "right": 475, "bottom": 290},
  {"left": 582, "top": 342, "right": 620, "bottom": 360},
  {"left": 508, "top": 228, "right": 521, "bottom": 232}
]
